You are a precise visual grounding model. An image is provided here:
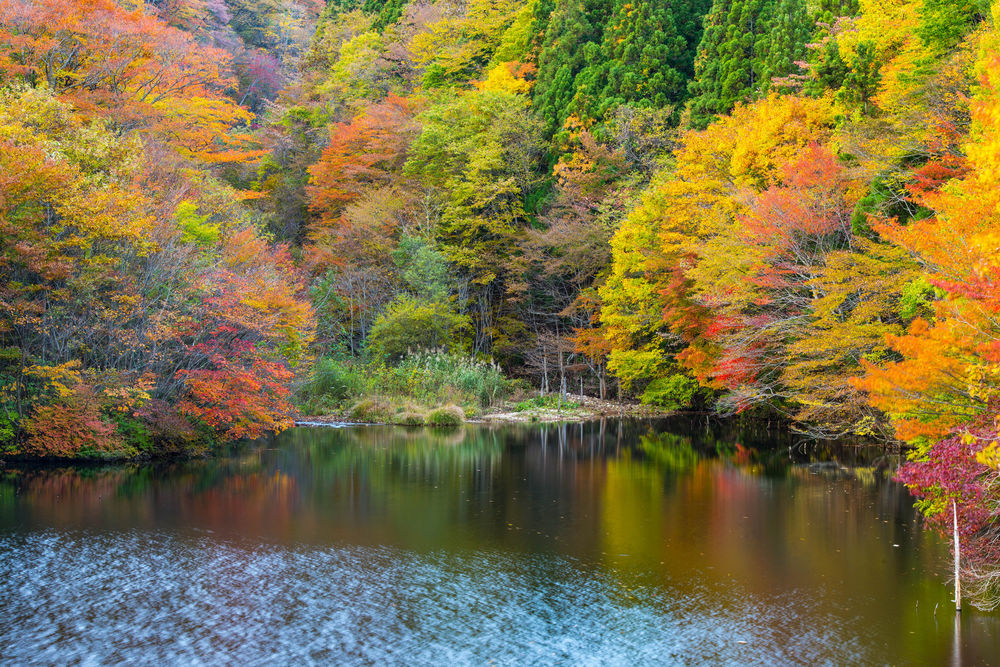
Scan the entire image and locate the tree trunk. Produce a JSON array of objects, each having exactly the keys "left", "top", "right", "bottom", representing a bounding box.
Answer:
[
  {"left": 954, "top": 498, "right": 962, "bottom": 613},
  {"left": 558, "top": 350, "right": 566, "bottom": 400}
]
